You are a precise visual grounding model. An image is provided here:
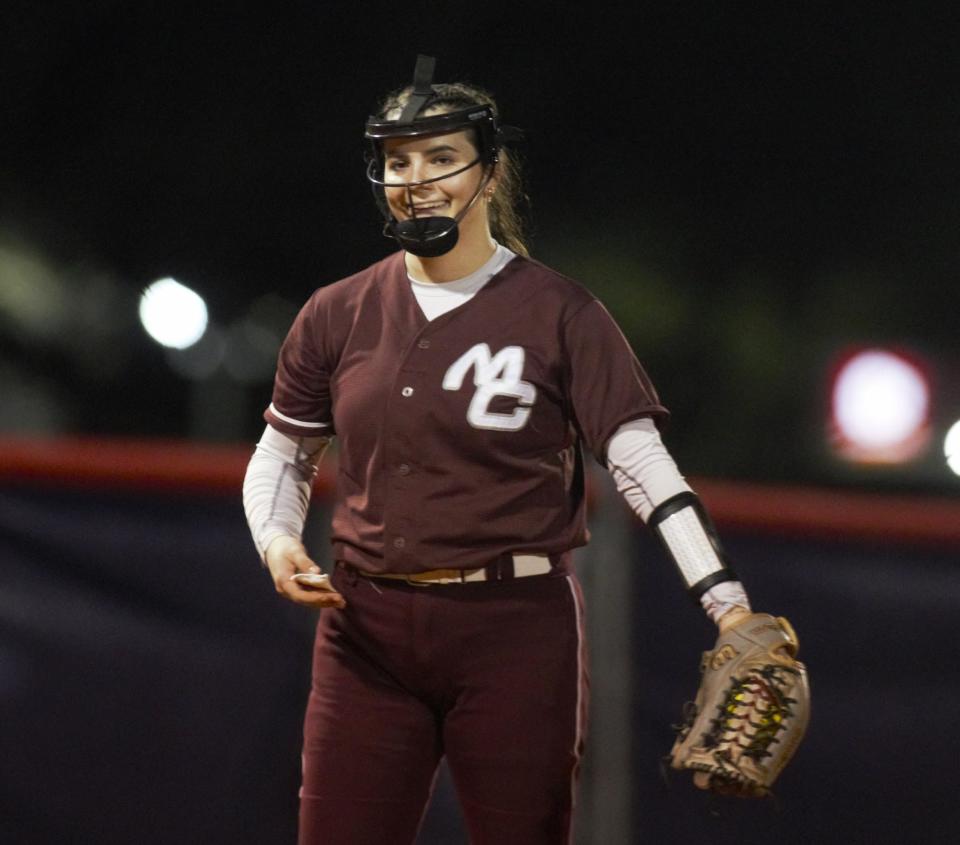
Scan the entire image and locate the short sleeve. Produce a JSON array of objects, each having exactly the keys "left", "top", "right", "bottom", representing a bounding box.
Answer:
[
  {"left": 264, "top": 296, "right": 335, "bottom": 437},
  {"left": 563, "top": 299, "right": 668, "bottom": 463}
]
